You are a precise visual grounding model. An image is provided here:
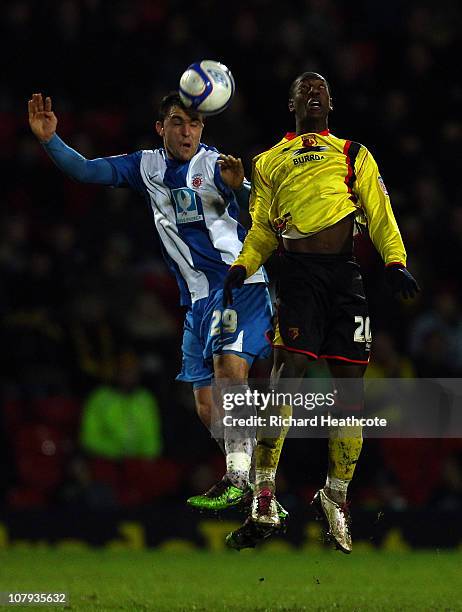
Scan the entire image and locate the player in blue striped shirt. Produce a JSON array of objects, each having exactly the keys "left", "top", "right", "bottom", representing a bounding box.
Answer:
[{"left": 28, "top": 91, "right": 283, "bottom": 516}]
